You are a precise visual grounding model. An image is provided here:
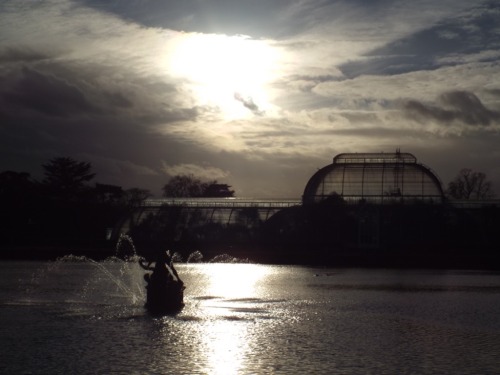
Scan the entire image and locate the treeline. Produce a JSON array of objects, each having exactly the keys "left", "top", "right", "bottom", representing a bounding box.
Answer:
[
  {"left": 0, "top": 157, "right": 234, "bottom": 258},
  {"left": 1, "top": 156, "right": 498, "bottom": 266},
  {"left": 0, "top": 158, "right": 150, "bottom": 256}
]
